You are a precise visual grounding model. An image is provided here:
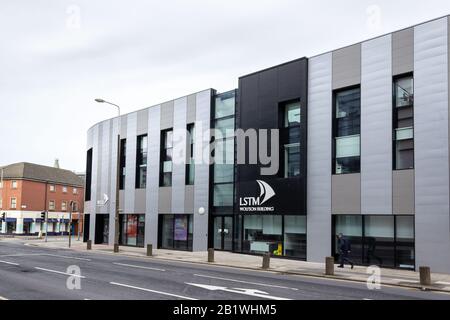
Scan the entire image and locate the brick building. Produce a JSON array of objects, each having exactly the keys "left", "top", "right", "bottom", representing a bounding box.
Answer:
[{"left": 0, "top": 162, "right": 84, "bottom": 235}]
